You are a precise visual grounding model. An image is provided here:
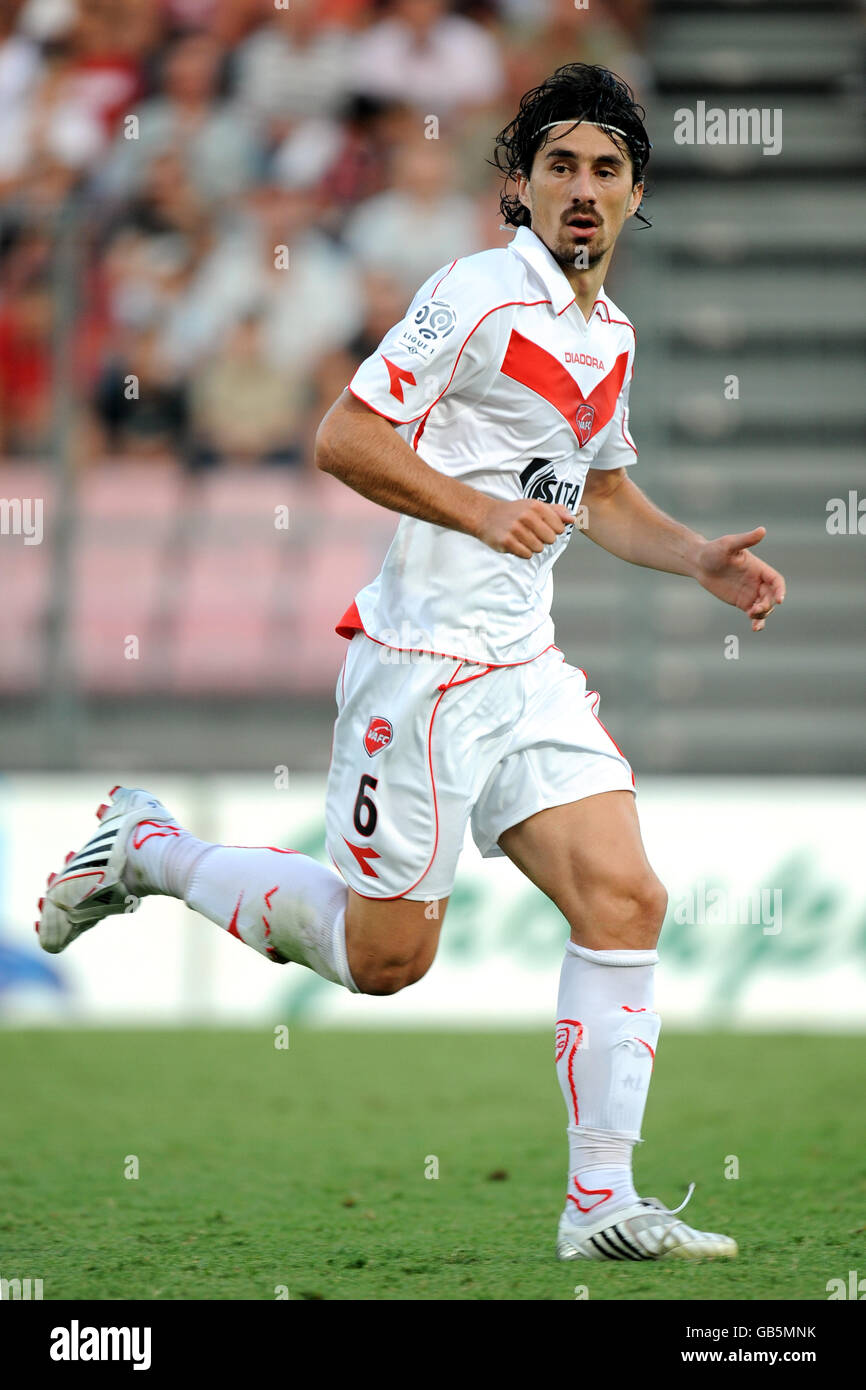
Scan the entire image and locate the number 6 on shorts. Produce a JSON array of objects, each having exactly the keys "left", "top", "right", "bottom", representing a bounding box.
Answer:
[{"left": 353, "top": 775, "right": 378, "bottom": 837}]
